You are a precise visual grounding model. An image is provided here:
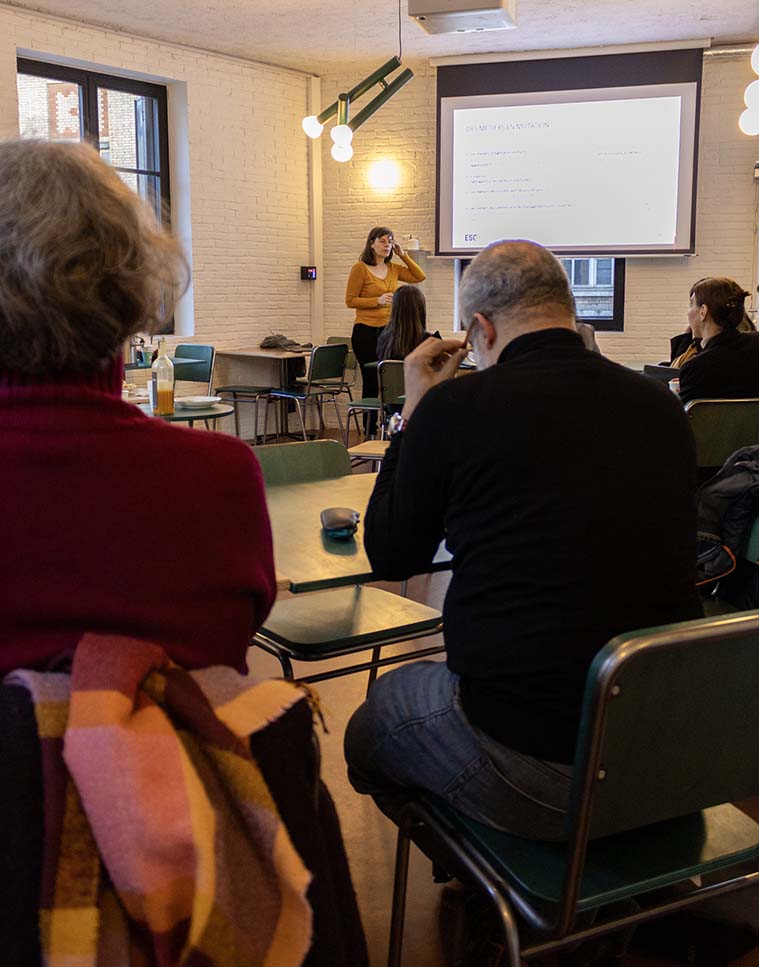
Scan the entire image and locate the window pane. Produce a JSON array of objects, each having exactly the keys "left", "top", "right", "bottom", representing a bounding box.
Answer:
[
  {"left": 97, "top": 88, "right": 160, "bottom": 172},
  {"left": 17, "top": 73, "right": 83, "bottom": 142},
  {"left": 573, "top": 259, "right": 590, "bottom": 286},
  {"left": 595, "top": 259, "right": 613, "bottom": 286},
  {"left": 113, "top": 171, "right": 162, "bottom": 220}
]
